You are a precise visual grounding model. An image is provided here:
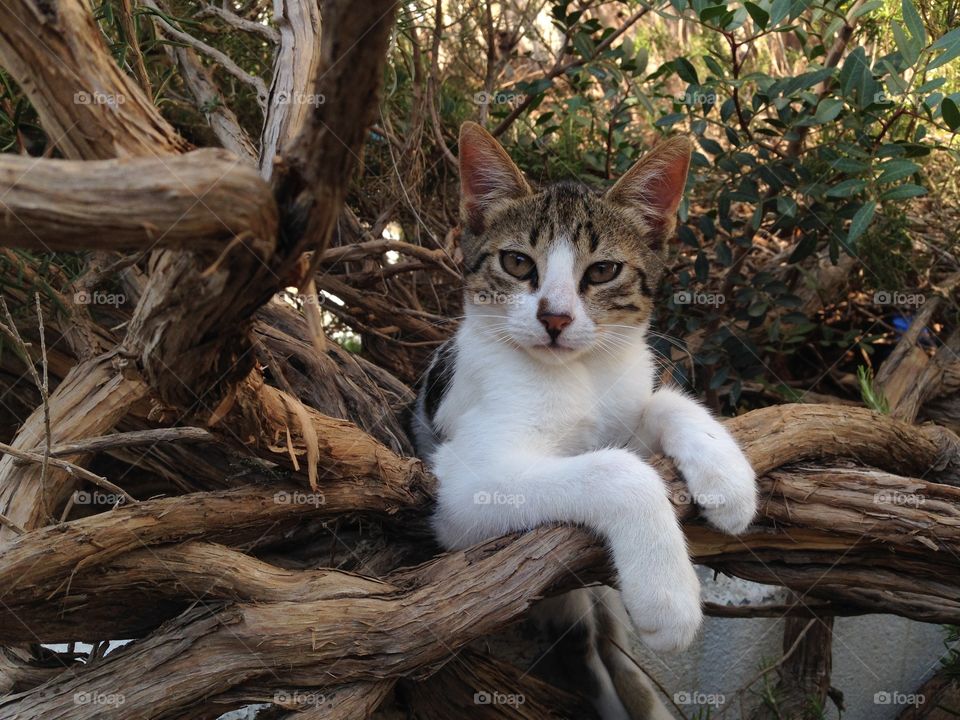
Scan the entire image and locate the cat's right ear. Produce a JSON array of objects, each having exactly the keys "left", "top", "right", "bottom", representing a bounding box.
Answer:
[{"left": 458, "top": 121, "right": 530, "bottom": 234}]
